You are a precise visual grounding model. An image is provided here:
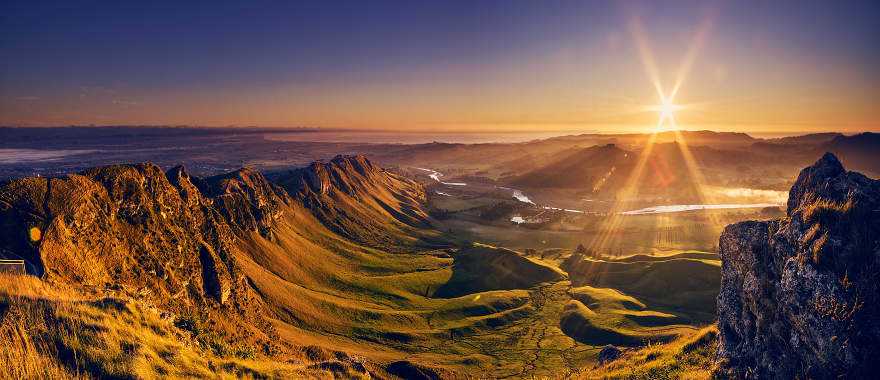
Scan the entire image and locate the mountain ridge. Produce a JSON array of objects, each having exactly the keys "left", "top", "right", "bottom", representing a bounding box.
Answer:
[
  {"left": 274, "top": 154, "right": 433, "bottom": 248},
  {"left": 0, "top": 156, "right": 439, "bottom": 378}
]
